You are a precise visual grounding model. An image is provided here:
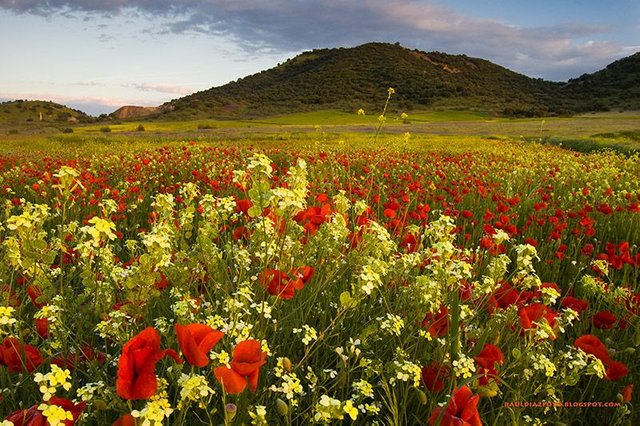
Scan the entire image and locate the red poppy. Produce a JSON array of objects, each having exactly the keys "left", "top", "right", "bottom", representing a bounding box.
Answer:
[
  {"left": 259, "top": 269, "right": 305, "bottom": 300},
  {"left": 421, "top": 362, "right": 450, "bottom": 393},
  {"left": 399, "top": 233, "right": 419, "bottom": 253},
  {"left": 112, "top": 414, "right": 137, "bottom": 426},
  {"left": 6, "top": 397, "right": 86, "bottom": 426},
  {"left": 0, "top": 337, "right": 43, "bottom": 373},
  {"left": 621, "top": 384, "right": 634, "bottom": 403},
  {"left": 290, "top": 265, "right": 315, "bottom": 285},
  {"left": 383, "top": 208, "right": 396, "bottom": 219},
  {"left": 26, "top": 285, "right": 46, "bottom": 308},
  {"left": 214, "top": 339, "right": 267, "bottom": 394},
  {"left": 154, "top": 272, "right": 169, "bottom": 290},
  {"left": 35, "top": 318, "right": 49, "bottom": 339},
  {"left": 175, "top": 324, "right": 224, "bottom": 367},
  {"left": 428, "top": 385, "right": 482, "bottom": 426},
  {"left": 488, "top": 282, "right": 531, "bottom": 312},
  {"left": 605, "top": 360, "right": 629, "bottom": 381},
  {"left": 294, "top": 204, "right": 331, "bottom": 235},
  {"left": 518, "top": 303, "right": 557, "bottom": 339},
  {"left": 235, "top": 199, "right": 253, "bottom": 214},
  {"left": 116, "top": 327, "right": 181, "bottom": 400},
  {"left": 560, "top": 296, "right": 588, "bottom": 314},
  {"left": 474, "top": 344, "right": 505, "bottom": 386},
  {"left": 592, "top": 311, "right": 617, "bottom": 330},
  {"left": 421, "top": 306, "right": 449, "bottom": 338},
  {"left": 573, "top": 335, "right": 611, "bottom": 364}
]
